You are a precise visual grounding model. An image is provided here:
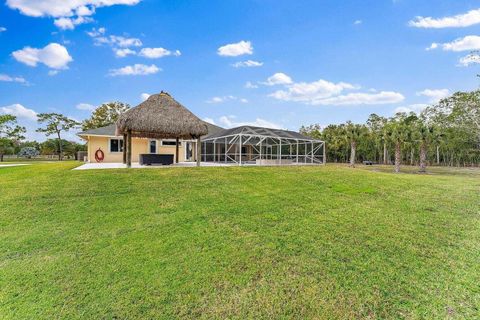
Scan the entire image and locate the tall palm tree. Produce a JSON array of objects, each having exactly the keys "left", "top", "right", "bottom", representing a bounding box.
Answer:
[
  {"left": 344, "top": 121, "right": 367, "bottom": 168},
  {"left": 387, "top": 113, "right": 416, "bottom": 173}
]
